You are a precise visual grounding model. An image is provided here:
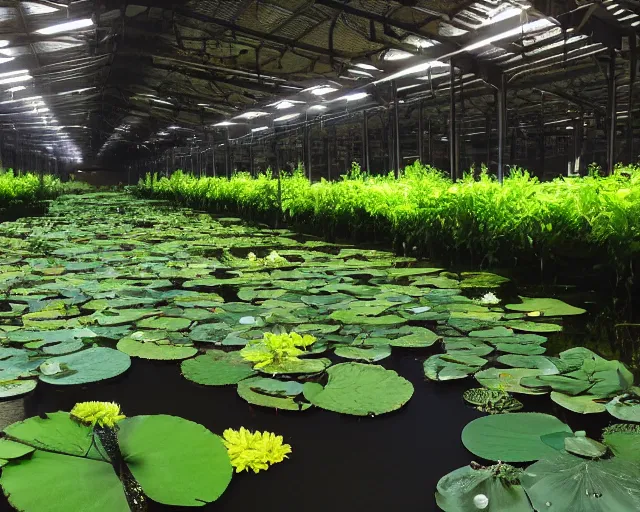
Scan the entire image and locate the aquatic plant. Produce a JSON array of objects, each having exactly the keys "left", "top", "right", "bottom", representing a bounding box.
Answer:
[
  {"left": 70, "top": 401, "right": 126, "bottom": 429},
  {"left": 222, "top": 427, "right": 291, "bottom": 473},
  {"left": 240, "top": 331, "right": 316, "bottom": 371}
]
